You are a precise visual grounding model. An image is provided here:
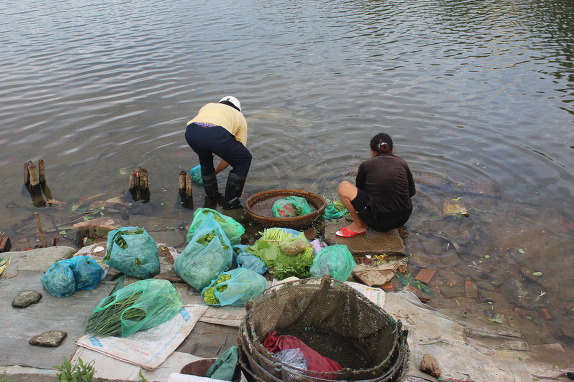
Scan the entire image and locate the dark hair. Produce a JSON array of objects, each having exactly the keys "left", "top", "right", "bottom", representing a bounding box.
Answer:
[{"left": 370, "top": 133, "right": 393, "bottom": 153}]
